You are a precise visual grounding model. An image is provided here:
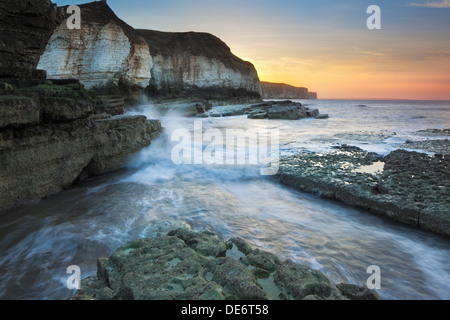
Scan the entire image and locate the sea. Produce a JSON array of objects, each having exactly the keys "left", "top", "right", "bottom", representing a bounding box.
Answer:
[{"left": 0, "top": 99, "right": 449, "bottom": 300}]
